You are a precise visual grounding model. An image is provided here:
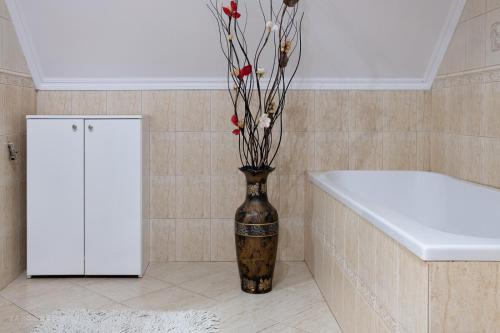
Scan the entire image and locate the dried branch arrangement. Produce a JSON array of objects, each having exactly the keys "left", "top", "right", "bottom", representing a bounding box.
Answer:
[{"left": 208, "top": 0, "right": 303, "bottom": 169}]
